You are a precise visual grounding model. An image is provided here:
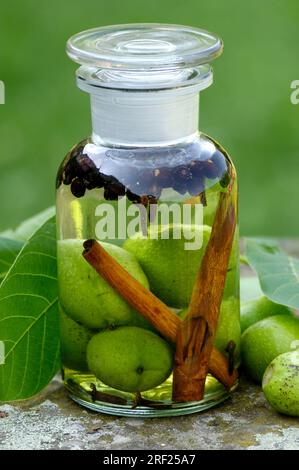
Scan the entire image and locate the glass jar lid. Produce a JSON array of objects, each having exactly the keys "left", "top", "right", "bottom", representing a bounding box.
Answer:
[
  {"left": 67, "top": 23, "right": 223, "bottom": 71},
  {"left": 67, "top": 24, "right": 223, "bottom": 91}
]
